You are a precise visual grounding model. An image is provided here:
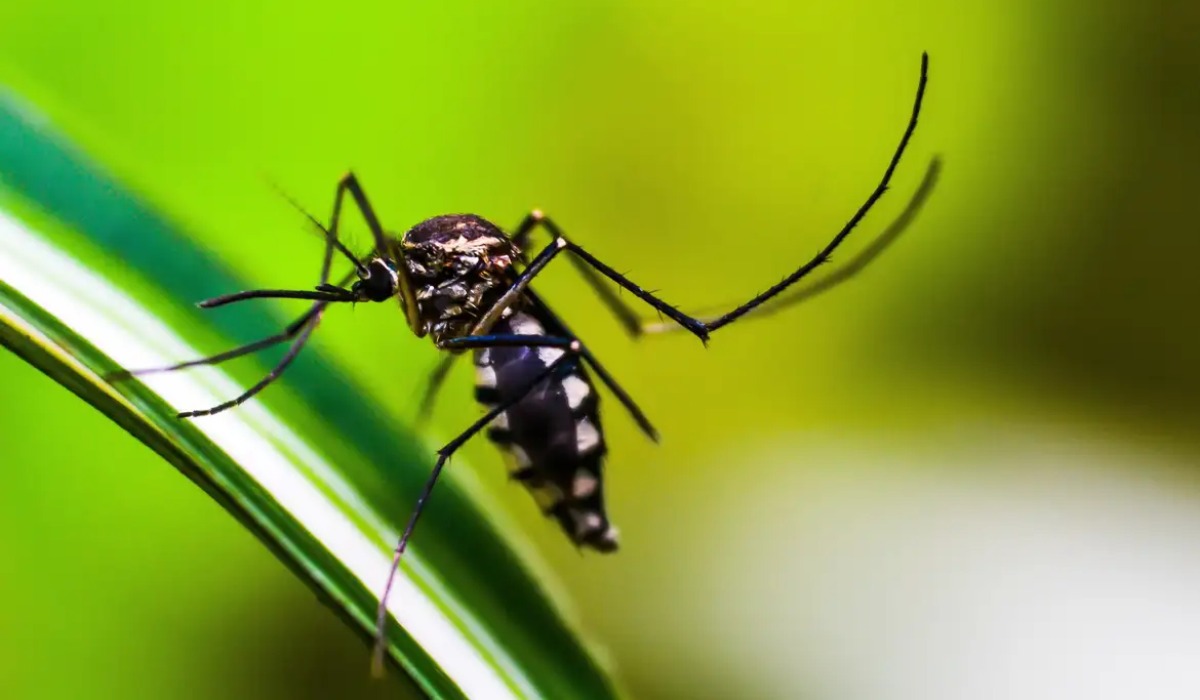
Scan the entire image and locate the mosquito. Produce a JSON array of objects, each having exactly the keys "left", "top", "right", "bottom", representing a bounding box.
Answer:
[{"left": 113, "top": 53, "right": 930, "bottom": 672}]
